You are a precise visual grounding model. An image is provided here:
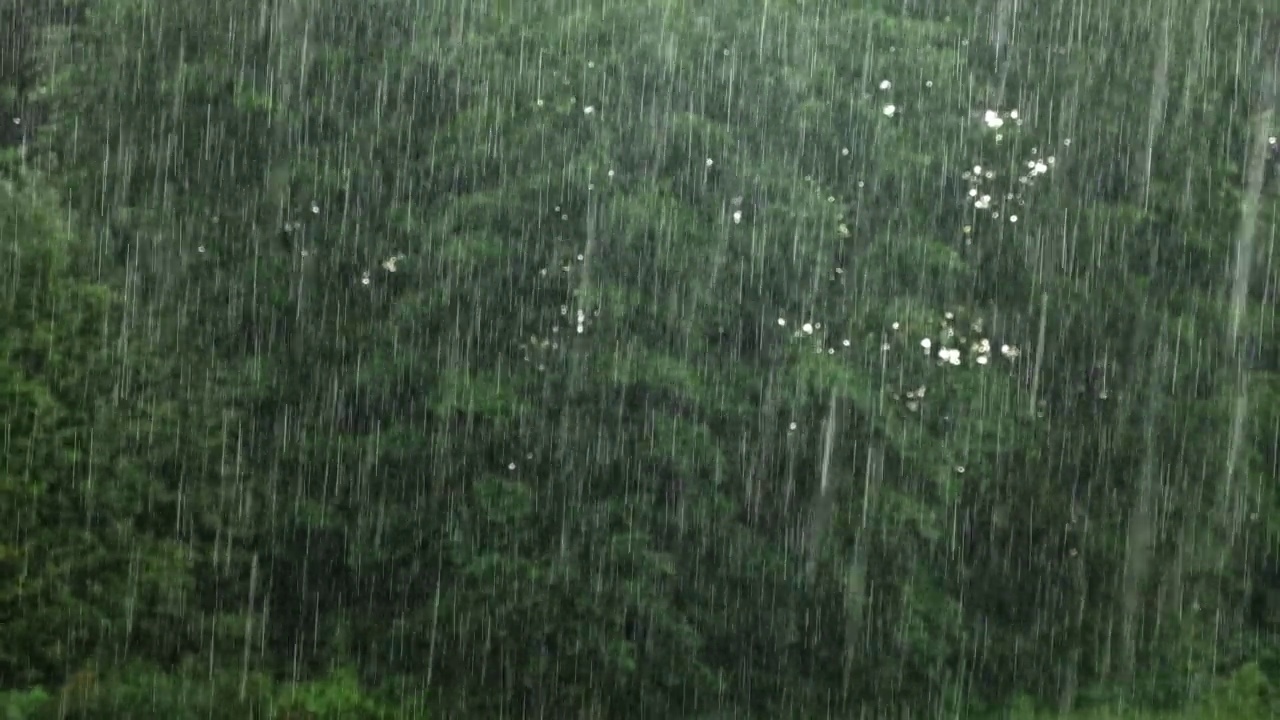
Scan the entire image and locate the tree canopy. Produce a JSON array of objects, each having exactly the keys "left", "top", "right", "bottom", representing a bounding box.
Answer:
[{"left": 2, "top": 0, "right": 1280, "bottom": 717}]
